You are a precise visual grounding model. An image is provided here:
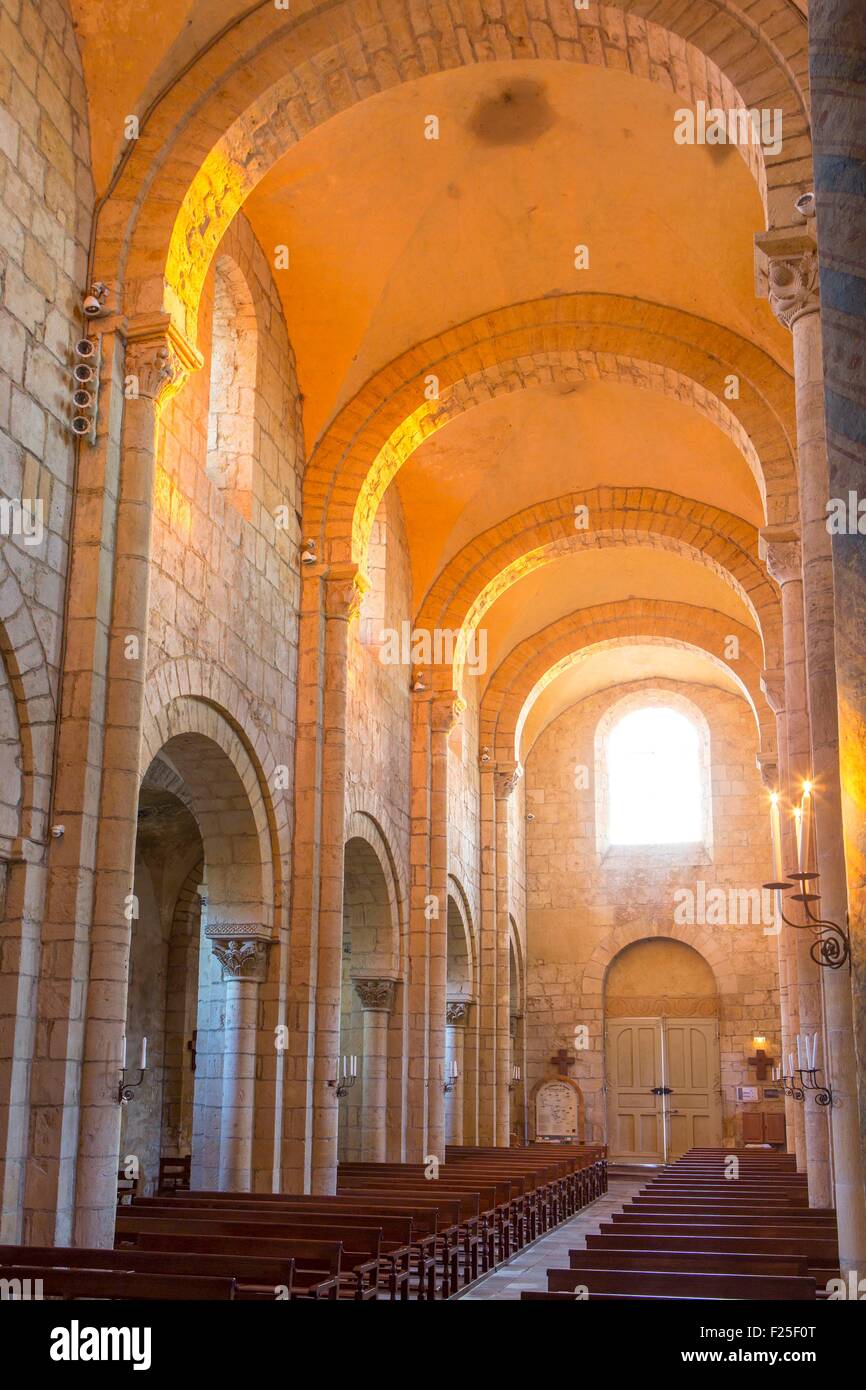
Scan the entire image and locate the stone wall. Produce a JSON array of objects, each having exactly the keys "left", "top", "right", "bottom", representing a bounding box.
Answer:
[{"left": 523, "top": 677, "right": 783, "bottom": 1147}]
